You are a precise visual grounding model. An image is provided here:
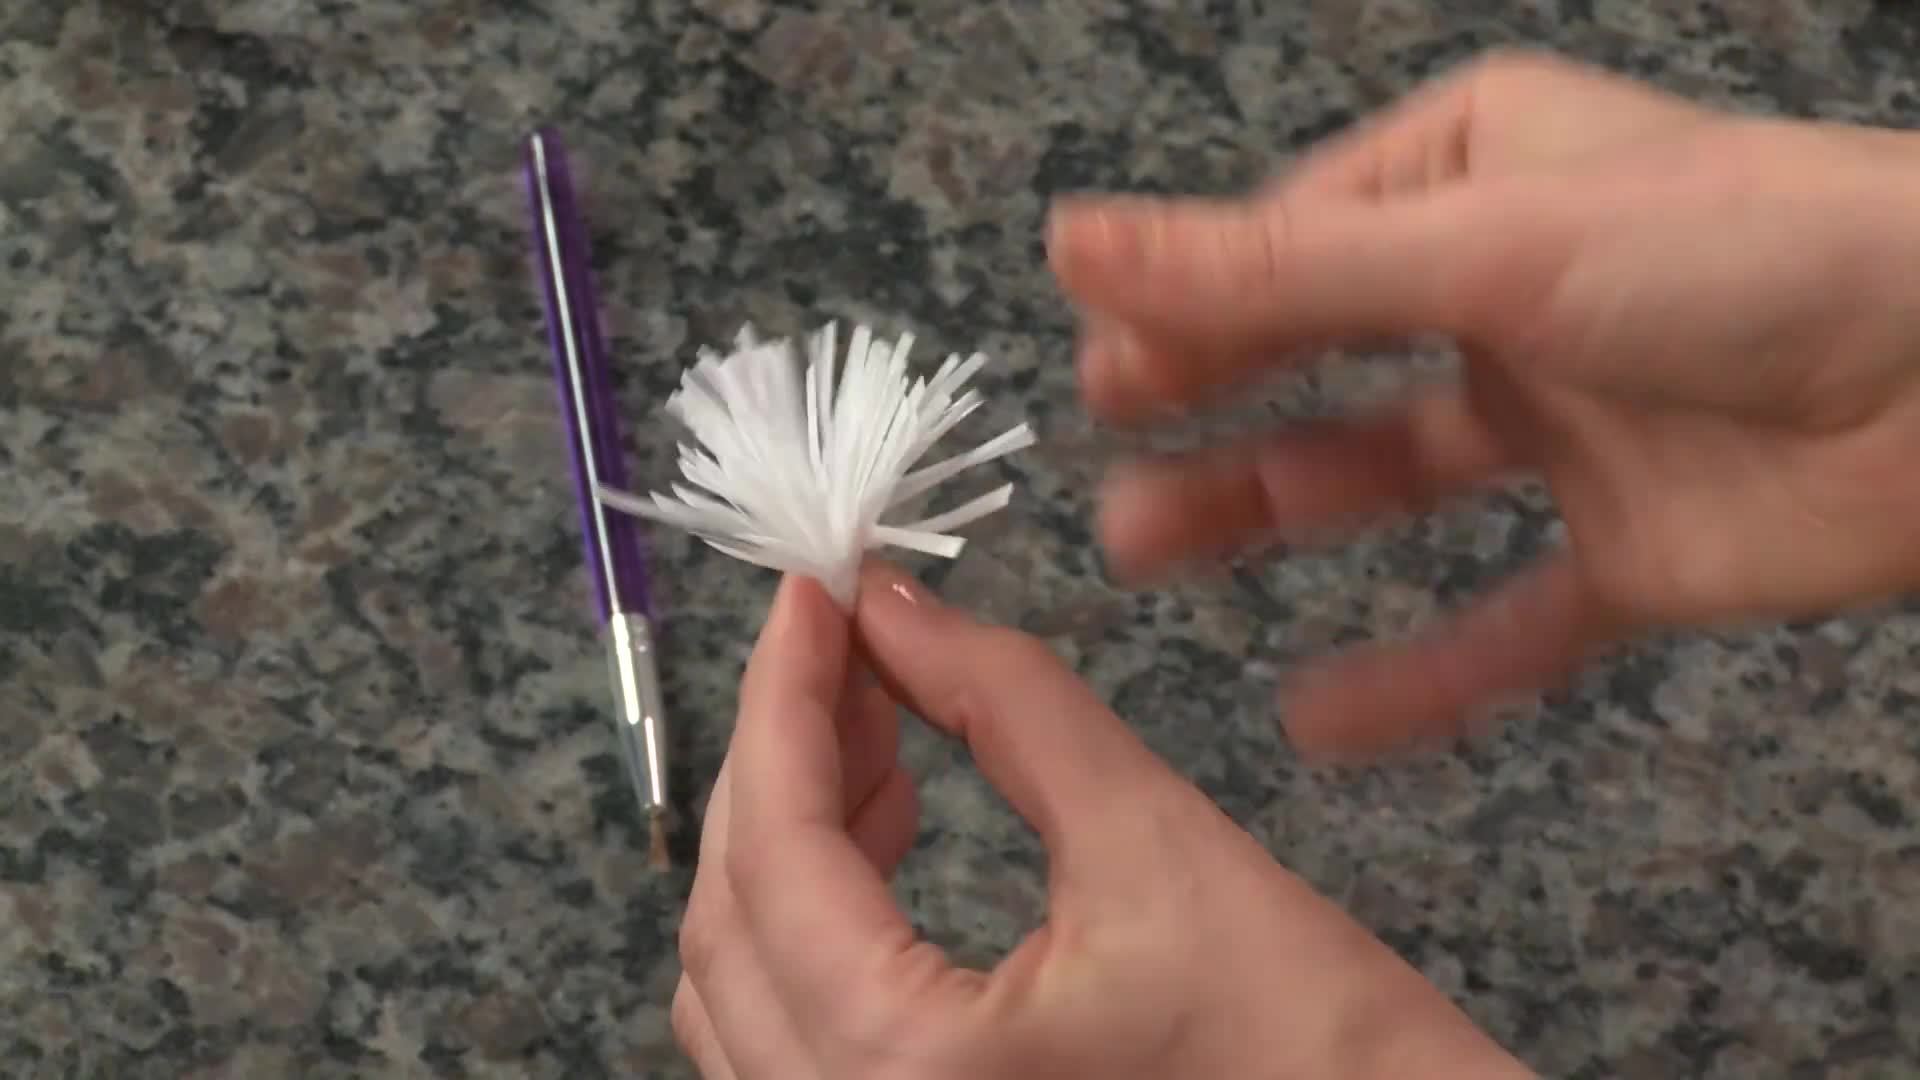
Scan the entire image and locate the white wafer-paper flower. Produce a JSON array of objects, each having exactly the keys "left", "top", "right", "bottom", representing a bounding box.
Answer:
[{"left": 594, "top": 322, "right": 1035, "bottom": 608}]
